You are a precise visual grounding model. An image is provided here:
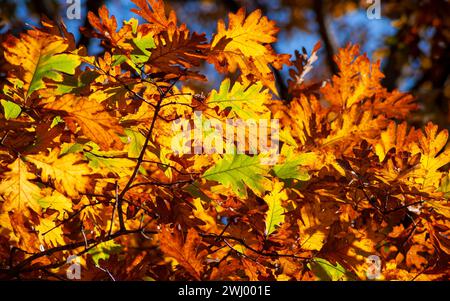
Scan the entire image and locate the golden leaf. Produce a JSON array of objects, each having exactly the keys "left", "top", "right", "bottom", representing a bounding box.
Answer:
[
  {"left": 410, "top": 122, "right": 450, "bottom": 188},
  {"left": 36, "top": 214, "right": 65, "bottom": 247},
  {"left": 38, "top": 190, "right": 73, "bottom": 220},
  {"left": 0, "top": 158, "right": 42, "bottom": 214},
  {"left": 2, "top": 28, "right": 81, "bottom": 104},
  {"left": 264, "top": 181, "right": 287, "bottom": 236},
  {"left": 375, "top": 121, "right": 408, "bottom": 162},
  {"left": 26, "top": 148, "right": 92, "bottom": 197},
  {"left": 298, "top": 202, "right": 334, "bottom": 251},
  {"left": 321, "top": 44, "right": 384, "bottom": 109},
  {"left": 43, "top": 94, "right": 124, "bottom": 150},
  {"left": 159, "top": 226, "right": 205, "bottom": 280},
  {"left": 209, "top": 8, "right": 290, "bottom": 93}
]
